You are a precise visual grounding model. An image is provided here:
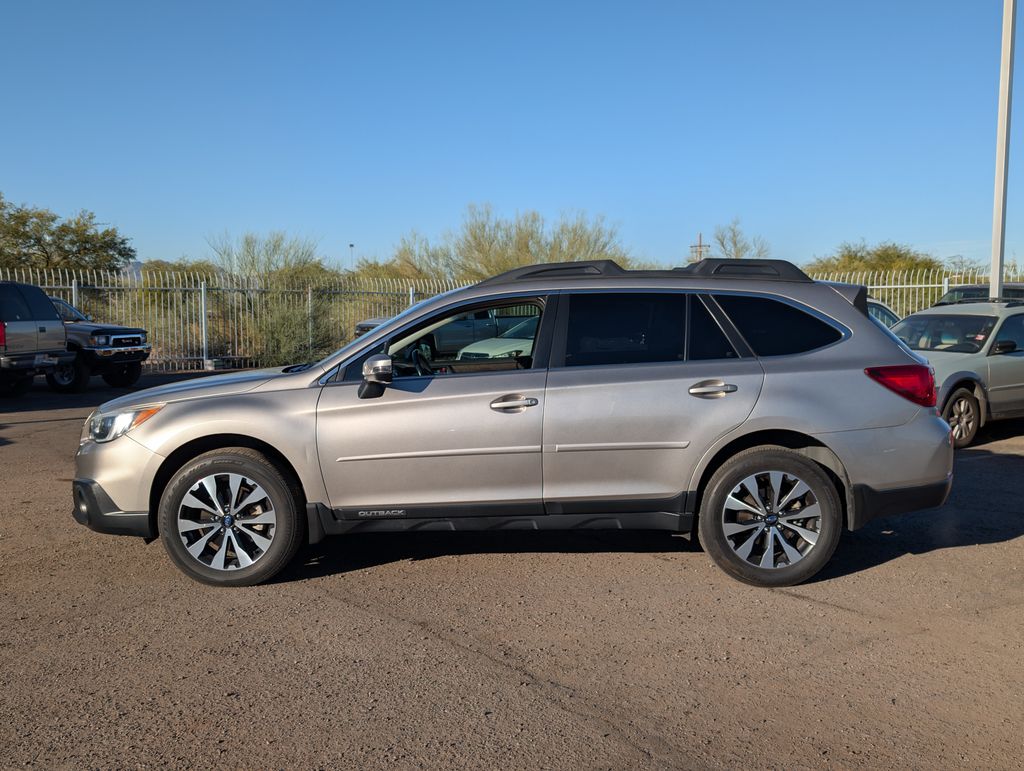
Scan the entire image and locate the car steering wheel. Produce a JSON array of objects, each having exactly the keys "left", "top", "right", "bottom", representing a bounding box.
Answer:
[{"left": 410, "top": 348, "right": 433, "bottom": 377}]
